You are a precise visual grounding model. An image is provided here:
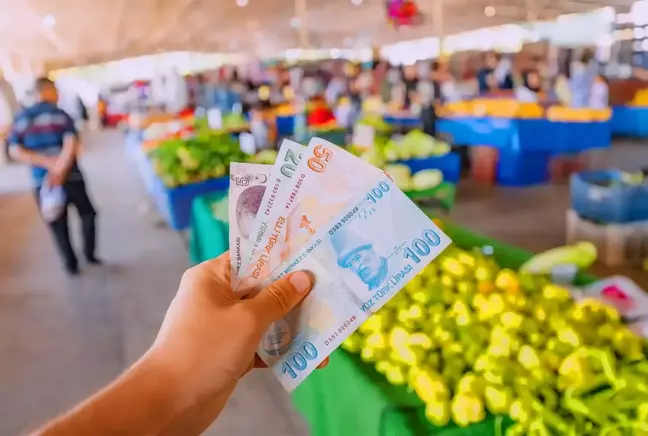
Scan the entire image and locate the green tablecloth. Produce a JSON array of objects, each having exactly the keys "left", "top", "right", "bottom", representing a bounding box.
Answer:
[{"left": 188, "top": 194, "right": 596, "bottom": 436}]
